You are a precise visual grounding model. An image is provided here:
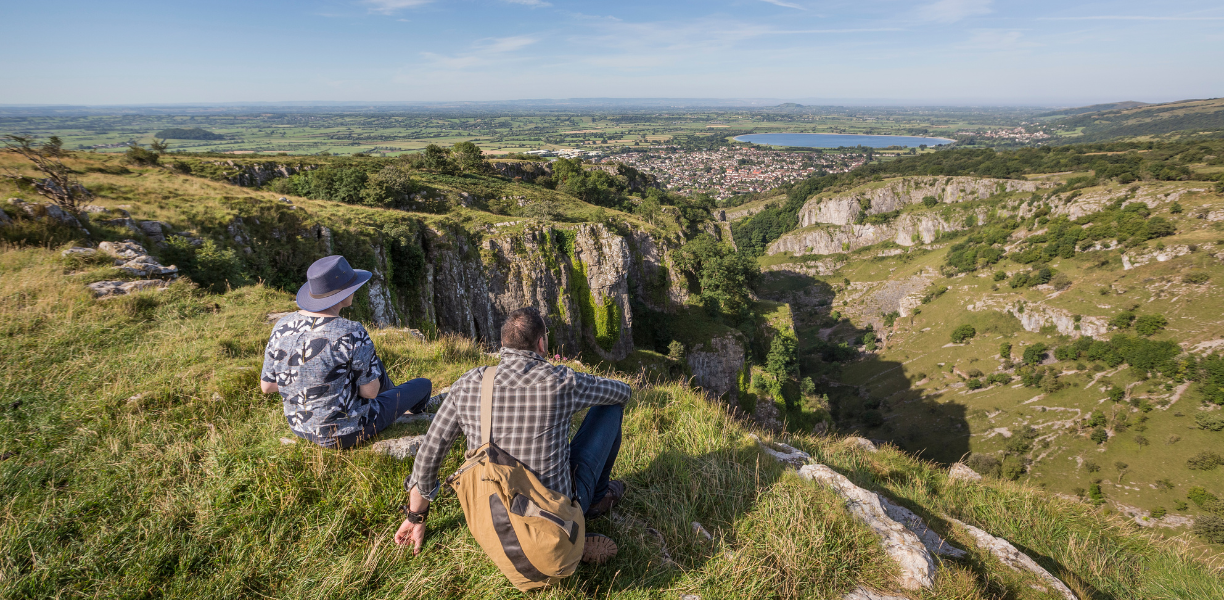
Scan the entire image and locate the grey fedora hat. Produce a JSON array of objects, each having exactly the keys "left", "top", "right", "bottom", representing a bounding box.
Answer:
[{"left": 295, "top": 255, "right": 372, "bottom": 312}]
